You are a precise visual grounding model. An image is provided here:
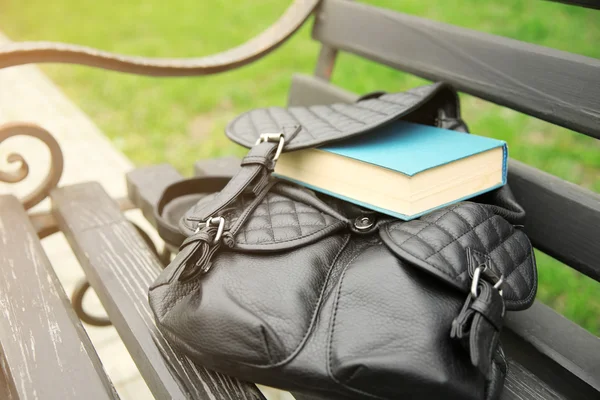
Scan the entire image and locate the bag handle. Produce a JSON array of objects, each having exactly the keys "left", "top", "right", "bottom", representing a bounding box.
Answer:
[{"left": 0, "top": 0, "right": 320, "bottom": 76}]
